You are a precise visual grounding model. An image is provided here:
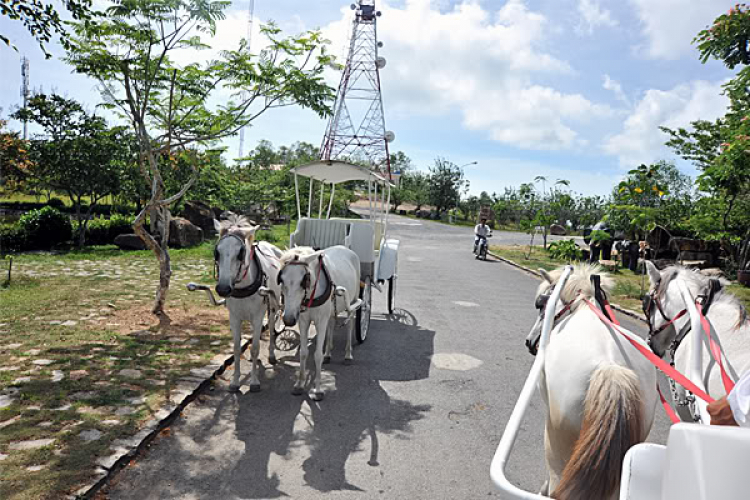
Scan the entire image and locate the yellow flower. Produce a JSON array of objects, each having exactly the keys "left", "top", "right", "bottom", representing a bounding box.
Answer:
[{"left": 634, "top": 187, "right": 643, "bottom": 193}]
